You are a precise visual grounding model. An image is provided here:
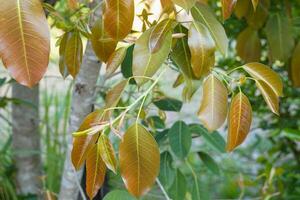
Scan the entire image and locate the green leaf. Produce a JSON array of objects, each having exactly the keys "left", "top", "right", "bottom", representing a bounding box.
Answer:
[
  {"left": 103, "top": 190, "right": 135, "bottom": 200},
  {"left": 189, "top": 124, "right": 226, "bottom": 153},
  {"left": 121, "top": 45, "right": 135, "bottom": 84},
  {"left": 168, "top": 121, "right": 191, "bottom": 158},
  {"left": 198, "top": 151, "right": 220, "bottom": 175},
  {"left": 153, "top": 97, "right": 183, "bottom": 112},
  {"left": 159, "top": 151, "right": 176, "bottom": 189},
  {"left": 281, "top": 129, "right": 300, "bottom": 141},
  {"left": 190, "top": 176, "right": 210, "bottom": 200},
  {"left": 171, "top": 0, "right": 196, "bottom": 10},
  {"left": 146, "top": 116, "right": 165, "bottom": 129},
  {"left": 133, "top": 28, "right": 172, "bottom": 85},
  {"left": 168, "top": 170, "right": 187, "bottom": 200},
  {"left": 191, "top": 3, "right": 228, "bottom": 56}
]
